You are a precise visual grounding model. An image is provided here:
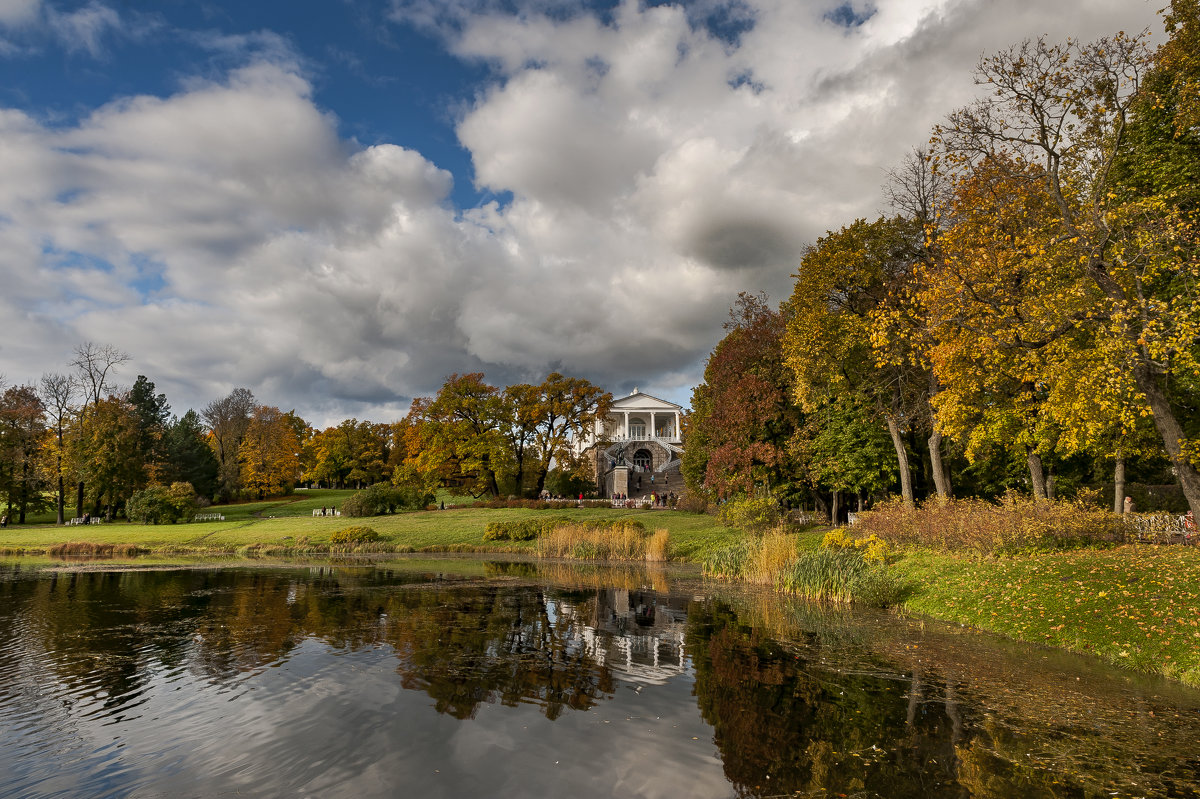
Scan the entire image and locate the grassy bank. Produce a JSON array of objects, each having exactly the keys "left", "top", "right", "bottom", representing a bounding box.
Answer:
[
  {"left": 891, "top": 544, "right": 1200, "bottom": 686},
  {"left": 0, "top": 492, "right": 739, "bottom": 559}
]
